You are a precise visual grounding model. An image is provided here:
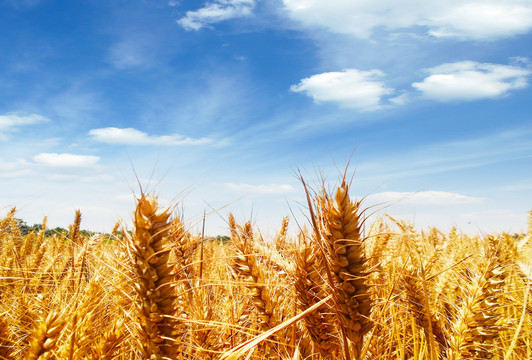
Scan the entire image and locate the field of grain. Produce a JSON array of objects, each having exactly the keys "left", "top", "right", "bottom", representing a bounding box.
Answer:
[{"left": 1, "top": 177, "right": 531, "bottom": 360}]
